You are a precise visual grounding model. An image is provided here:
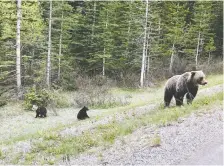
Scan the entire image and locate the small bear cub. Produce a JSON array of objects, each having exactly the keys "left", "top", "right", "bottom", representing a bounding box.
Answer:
[
  {"left": 32, "top": 105, "right": 47, "bottom": 118},
  {"left": 77, "top": 106, "right": 89, "bottom": 120}
]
